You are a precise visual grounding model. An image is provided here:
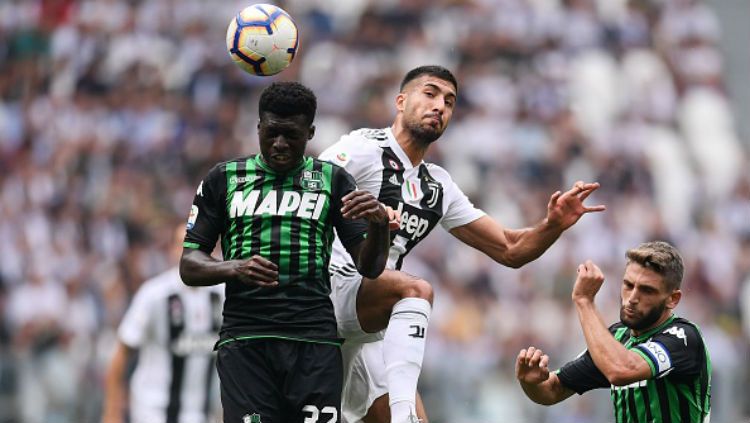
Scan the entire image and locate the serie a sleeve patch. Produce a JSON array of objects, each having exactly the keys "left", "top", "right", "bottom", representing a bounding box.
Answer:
[{"left": 637, "top": 341, "right": 672, "bottom": 376}]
